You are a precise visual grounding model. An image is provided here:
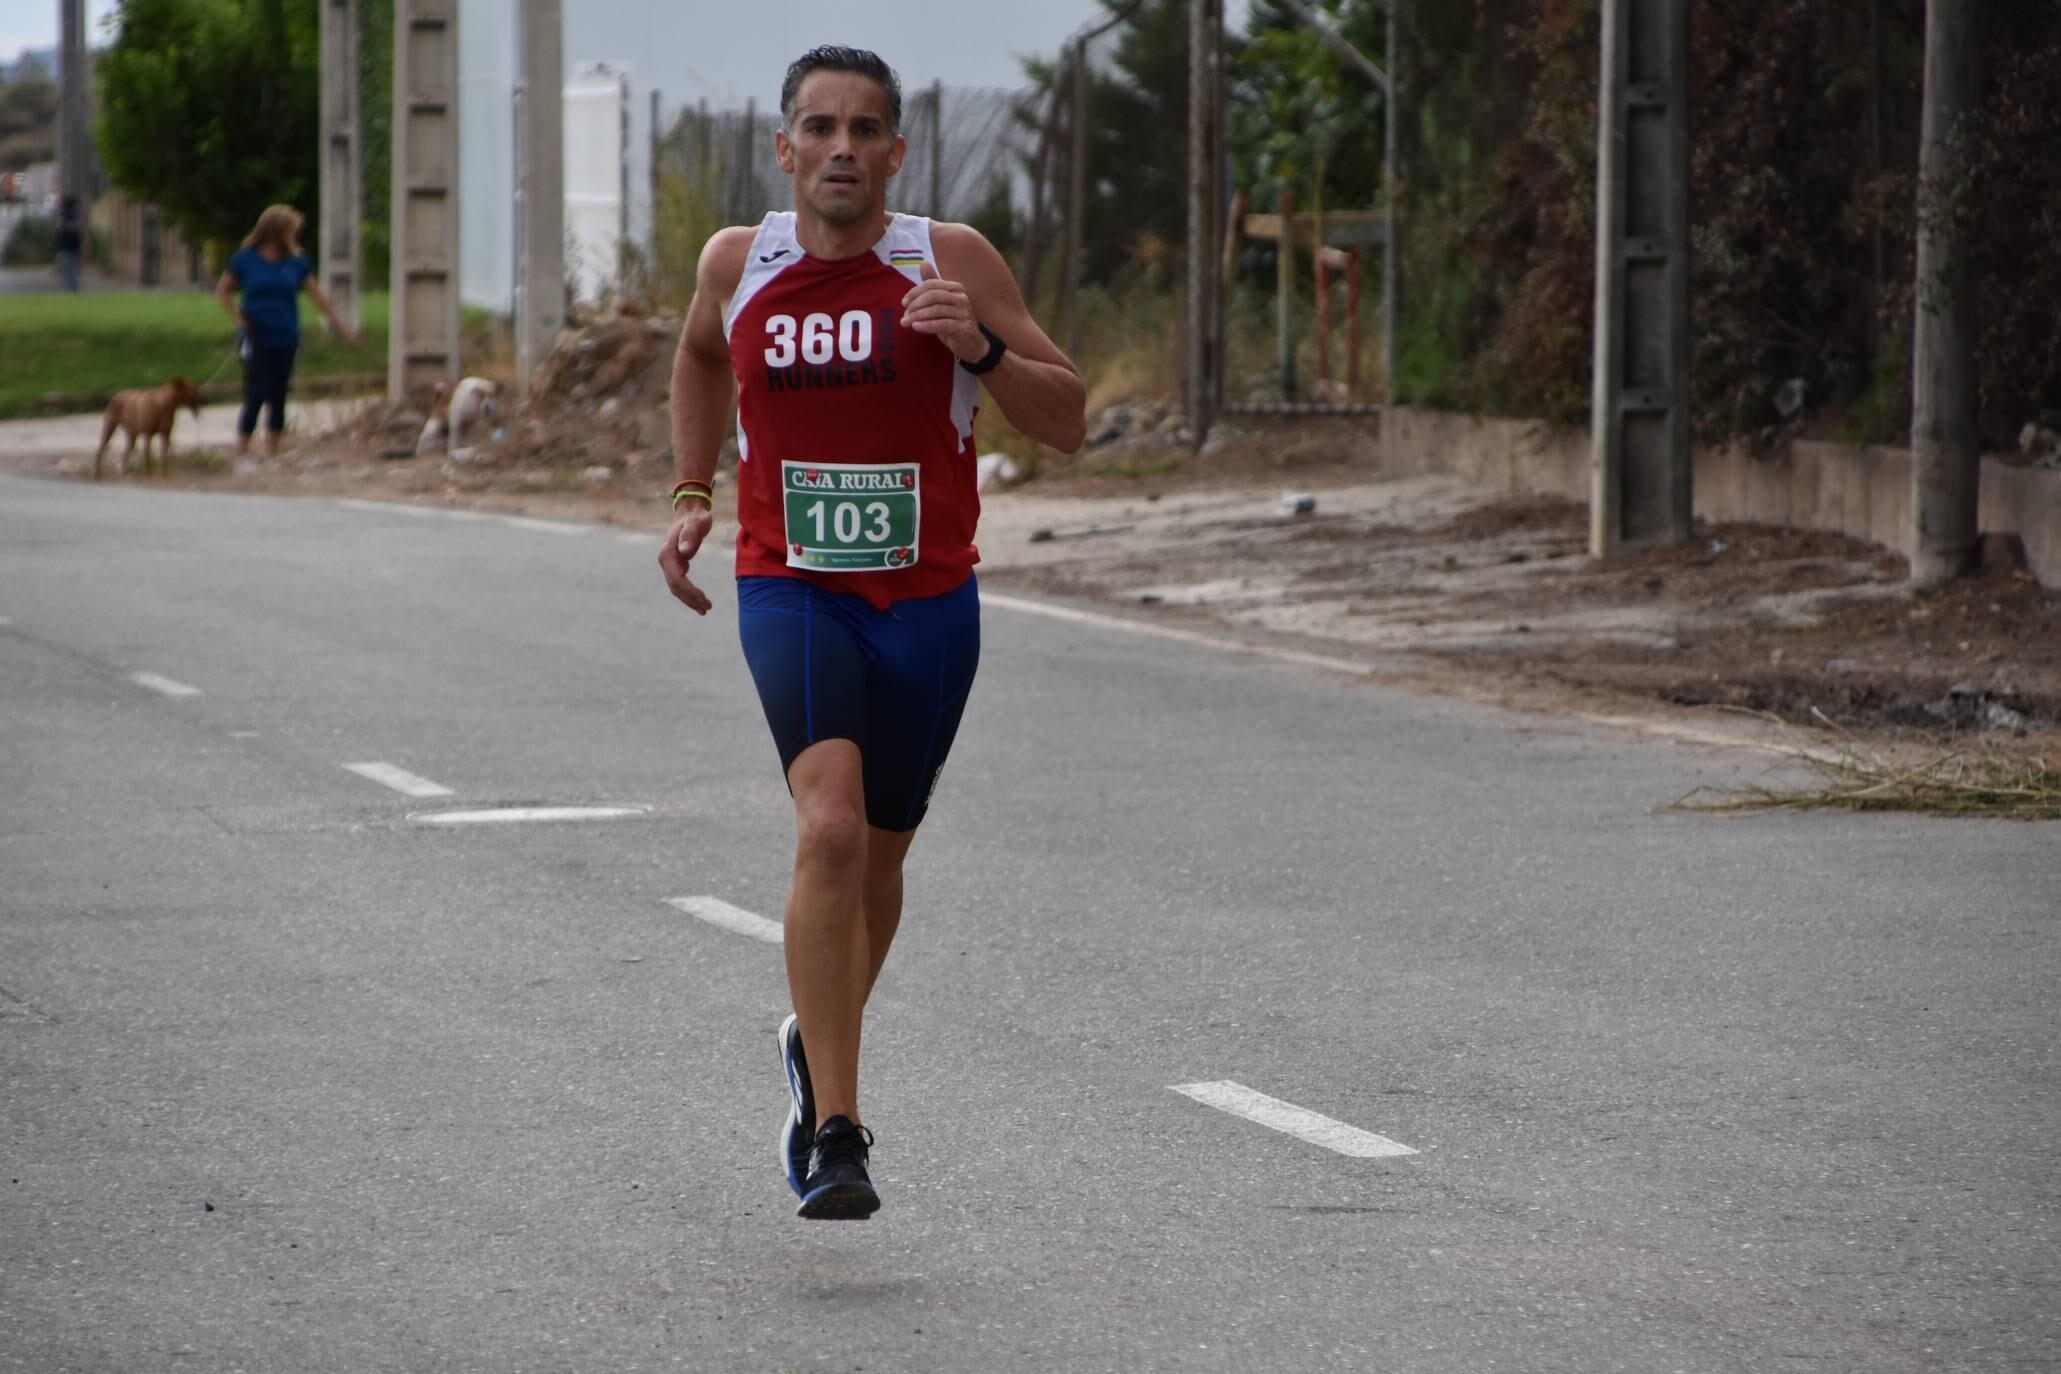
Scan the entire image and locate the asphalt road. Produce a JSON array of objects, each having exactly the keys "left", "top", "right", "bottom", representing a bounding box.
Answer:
[{"left": 2, "top": 472, "right": 2054, "bottom": 1373}]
